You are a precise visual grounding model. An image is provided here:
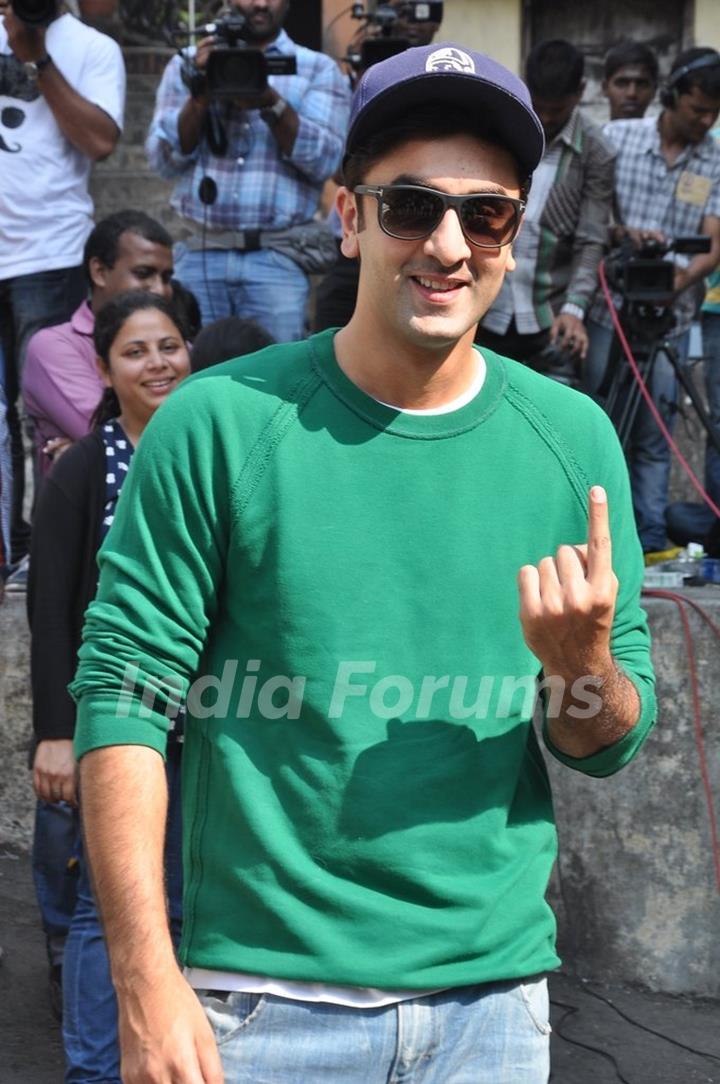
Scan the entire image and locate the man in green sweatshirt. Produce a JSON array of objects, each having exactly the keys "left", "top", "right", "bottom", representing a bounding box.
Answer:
[{"left": 71, "top": 43, "right": 655, "bottom": 1084}]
